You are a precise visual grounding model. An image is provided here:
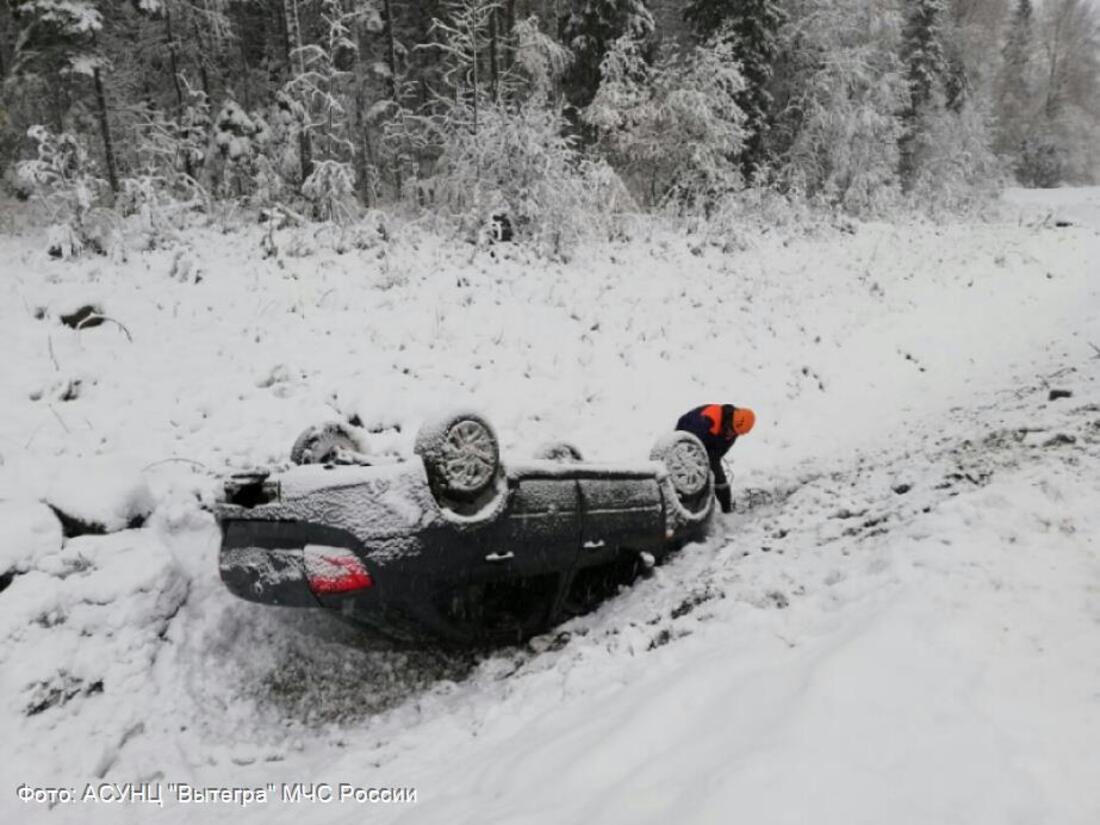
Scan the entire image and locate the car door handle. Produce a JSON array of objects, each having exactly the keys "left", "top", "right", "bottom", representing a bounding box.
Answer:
[
  {"left": 484, "top": 551, "right": 514, "bottom": 562},
  {"left": 583, "top": 540, "right": 606, "bottom": 550}
]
